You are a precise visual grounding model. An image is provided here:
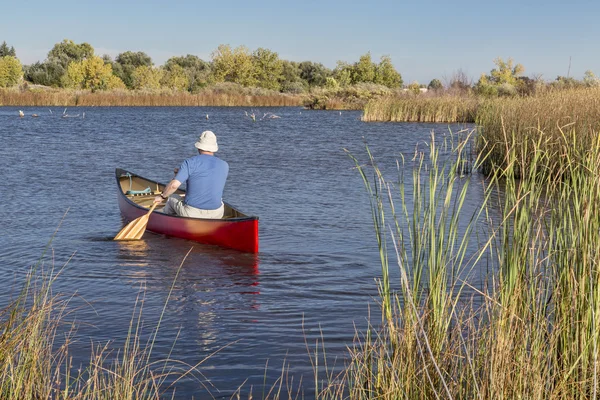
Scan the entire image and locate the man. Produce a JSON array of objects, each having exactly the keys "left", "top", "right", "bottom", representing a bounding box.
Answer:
[{"left": 154, "top": 130, "right": 229, "bottom": 219}]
